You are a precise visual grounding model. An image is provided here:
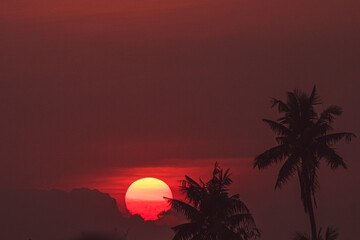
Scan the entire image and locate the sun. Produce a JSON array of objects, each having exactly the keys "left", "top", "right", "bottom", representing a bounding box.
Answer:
[{"left": 125, "top": 177, "right": 173, "bottom": 220}]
